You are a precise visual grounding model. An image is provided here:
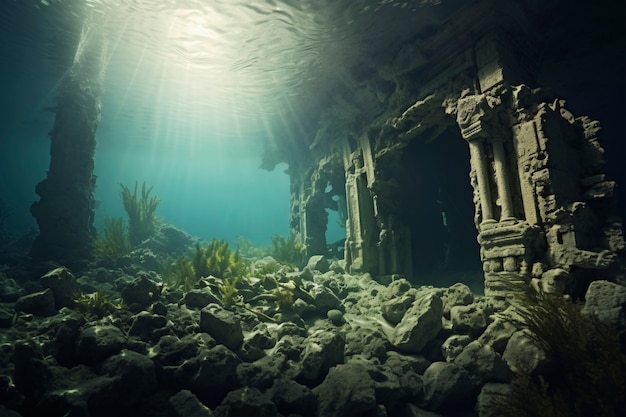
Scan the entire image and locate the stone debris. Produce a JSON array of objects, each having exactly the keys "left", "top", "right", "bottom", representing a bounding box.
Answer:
[{"left": 1, "top": 258, "right": 623, "bottom": 417}]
